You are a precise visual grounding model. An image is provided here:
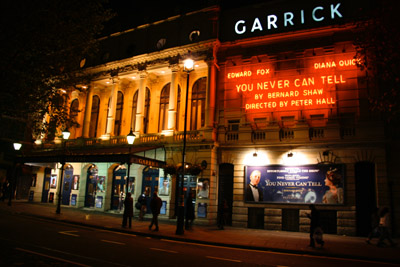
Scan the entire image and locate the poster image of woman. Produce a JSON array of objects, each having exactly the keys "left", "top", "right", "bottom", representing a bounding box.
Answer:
[{"left": 322, "top": 168, "right": 344, "bottom": 204}]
